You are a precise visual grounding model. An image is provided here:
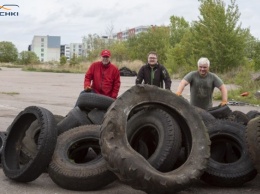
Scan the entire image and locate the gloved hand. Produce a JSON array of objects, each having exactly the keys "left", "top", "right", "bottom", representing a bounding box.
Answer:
[
  {"left": 84, "top": 86, "right": 92, "bottom": 92},
  {"left": 176, "top": 92, "right": 182, "bottom": 96},
  {"left": 219, "top": 100, "right": 228, "bottom": 107}
]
